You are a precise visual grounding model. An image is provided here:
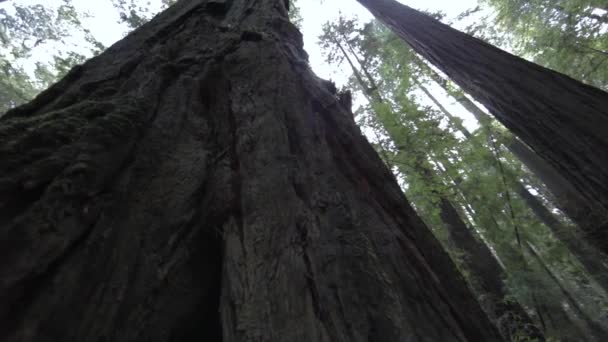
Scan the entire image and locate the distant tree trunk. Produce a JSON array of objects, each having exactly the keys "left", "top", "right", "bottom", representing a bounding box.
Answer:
[
  {"left": 417, "top": 61, "right": 607, "bottom": 254},
  {"left": 357, "top": 0, "right": 608, "bottom": 253},
  {"left": 402, "top": 145, "right": 543, "bottom": 341},
  {"left": 506, "top": 138, "right": 607, "bottom": 239},
  {"left": 0, "top": 0, "right": 503, "bottom": 341},
  {"left": 414, "top": 153, "right": 543, "bottom": 341},
  {"left": 437, "top": 197, "right": 544, "bottom": 340},
  {"left": 451, "top": 185, "right": 596, "bottom": 341},
  {"left": 414, "top": 80, "right": 471, "bottom": 138},
  {"left": 516, "top": 187, "right": 608, "bottom": 292},
  {"left": 333, "top": 44, "right": 540, "bottom": 339},
  {"left": 526, "top": 243, "right": 608, "bottom": 341},
  {"left": 417, "top": 80, "right": 608, "bottom": 293}
]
